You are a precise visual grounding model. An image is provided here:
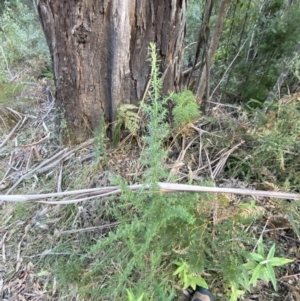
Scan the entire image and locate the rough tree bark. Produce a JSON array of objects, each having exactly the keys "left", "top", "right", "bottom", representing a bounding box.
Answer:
[{"left": 37, "top": 0, "right": 185, "bottom": 144}]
